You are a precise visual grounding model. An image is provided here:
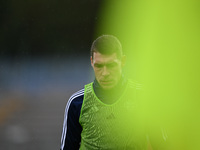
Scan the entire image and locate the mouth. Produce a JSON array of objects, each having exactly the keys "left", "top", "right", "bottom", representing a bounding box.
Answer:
[{"left": 100, "top": 80, "right": 113, "bottom": 85}]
